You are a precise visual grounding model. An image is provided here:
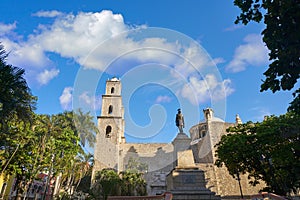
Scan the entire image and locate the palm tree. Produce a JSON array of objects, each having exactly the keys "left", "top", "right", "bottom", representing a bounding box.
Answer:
[
  {"left": 73, "top": 152, "right": 94, "bottom": 193},
  {"left": 73, "top": 109, "right": 99, "bottom": 148},
  {"left": 0, "top": 43, "right": 36, "bottom": 127},
  {"left": 0, "top": 43, "right": 37, "bottom": 189},
  {"left": 34, "top": 112, "right": 82, "bottom": 199}
]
